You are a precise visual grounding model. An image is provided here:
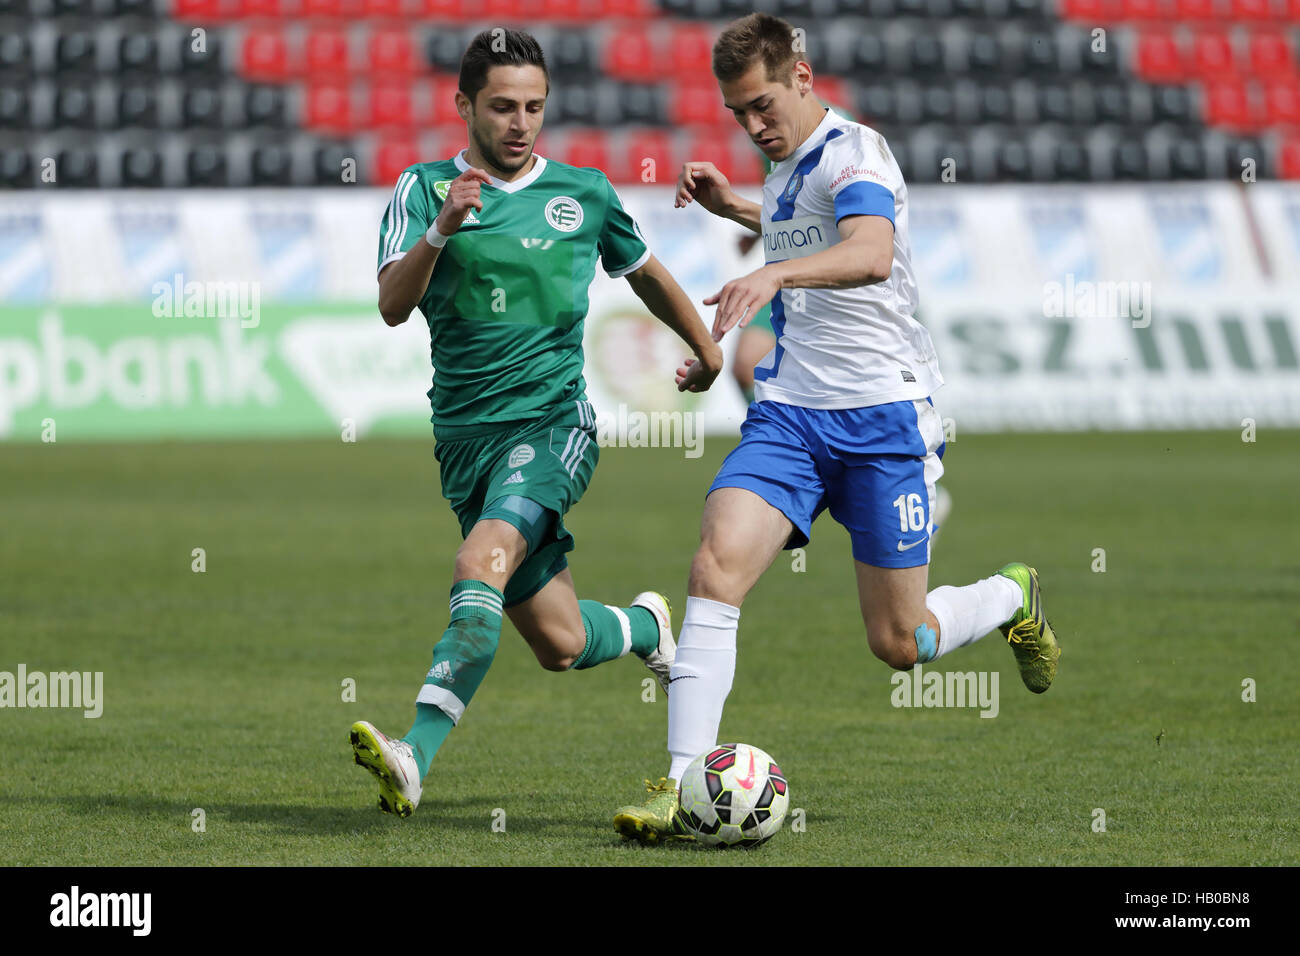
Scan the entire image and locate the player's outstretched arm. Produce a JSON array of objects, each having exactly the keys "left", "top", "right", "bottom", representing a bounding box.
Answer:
[
  {"left": 675, "top": 161, "right": 761, "bottom": 235},
  {"left": 623, "top": 255, "right": 724, "bottom": 393},
  {"left": 377, "top": 167, "right": 493, "bottom": 327}
]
